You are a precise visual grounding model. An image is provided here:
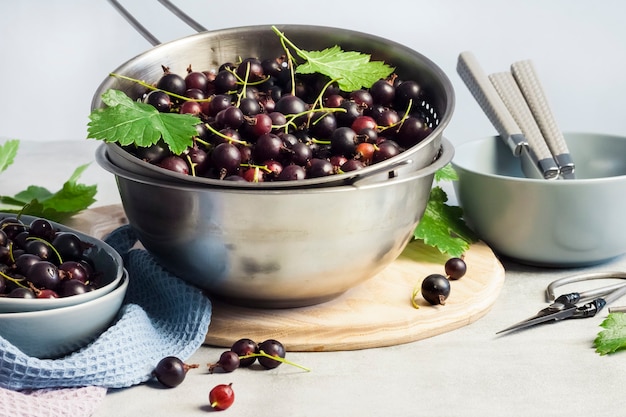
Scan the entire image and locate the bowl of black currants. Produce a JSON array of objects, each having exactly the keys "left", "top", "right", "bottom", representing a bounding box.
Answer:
[
  {"left": 90, "top": 24, "right": 454, "bottom": 189},
  {"left": 0, "top": 214, "right": 125, "bottom": 313},
  {"left": 1, "top": 270, "right": 128, "bottom": 359},
  {"left": 0, "top": 214, "right": 128, "bottom": 358}
]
